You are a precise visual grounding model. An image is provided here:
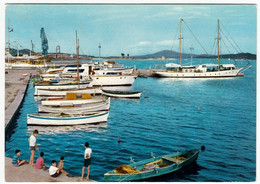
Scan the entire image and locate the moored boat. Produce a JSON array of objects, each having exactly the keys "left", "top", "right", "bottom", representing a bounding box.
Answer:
[
  {"left": 27, "top": 111, "right": 109, "bottom": 126},
  {"left": 41, "top": 94, "right": 107, "bottom": 106},
  {"left": 34, "top": 87, "right": 102, "bottom": 96},
  {"left": 38, "top": 98, "right": 110, "bottom": 114},
  {"left": 104, "top": 148, "right": 200, "bottom": 182},
  {"left": 34, "top": 80, "right": 91, "bottom": 96},
  {"left": 154, "top": 19, "right": 250, "bottom": 78},
  {"left": 102, "top": 90, "right": 142, "bottom": 98}
]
